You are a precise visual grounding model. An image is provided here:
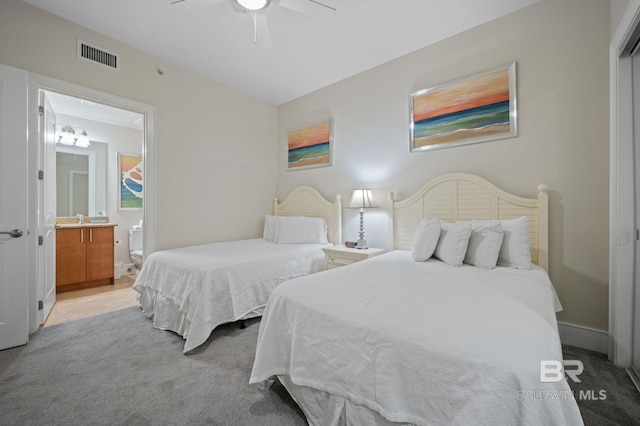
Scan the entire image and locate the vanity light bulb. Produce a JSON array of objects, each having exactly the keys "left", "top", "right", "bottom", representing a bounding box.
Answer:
[
  {"left": 75, "top": 130, "right": 90, "bottom": 148},
  {"left": 59, "top": 125, "right": 76, "bottom": 145}
]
